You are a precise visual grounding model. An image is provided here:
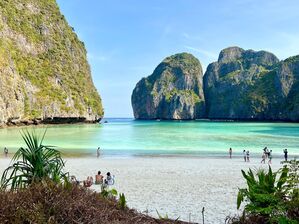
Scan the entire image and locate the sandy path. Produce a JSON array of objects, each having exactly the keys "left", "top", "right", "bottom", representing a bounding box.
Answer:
[{"left": 0, "top": 156, "right": 283, "bottom": 223}]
